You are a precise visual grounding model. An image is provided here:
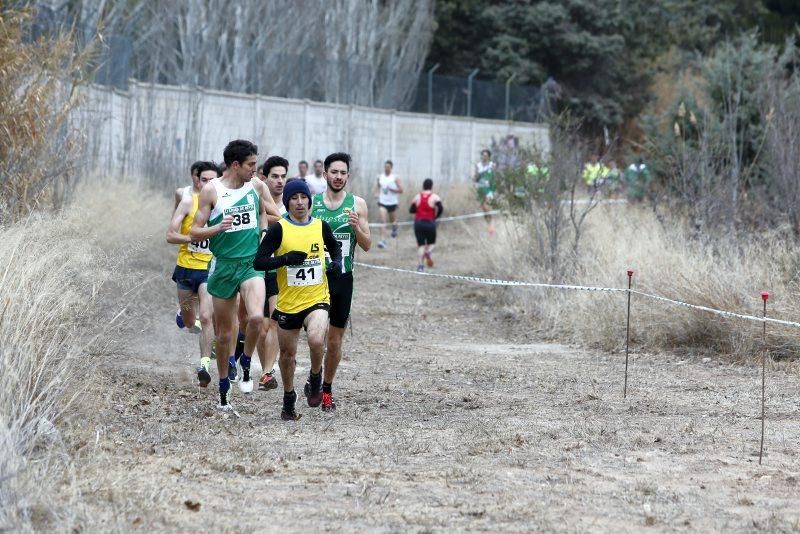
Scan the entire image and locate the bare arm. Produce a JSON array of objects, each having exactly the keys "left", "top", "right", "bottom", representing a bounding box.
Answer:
[
  {"left": 190, "top": 183, "right": 231, "bottom": 241},
  {"left": 173, "top": 187, "right": 184, "bottom": 211},
  {"left": 350, "top": 196, "right": 371, "bottom": 252},
  {"left": 392, "top": 177, "right": 403, "bottom": 194},
  {"left": 166, "top": 195, "right": 193, "bottom": 244},
  {"left": 255, "top": 179, "right": 281, "bottom": 226}
]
